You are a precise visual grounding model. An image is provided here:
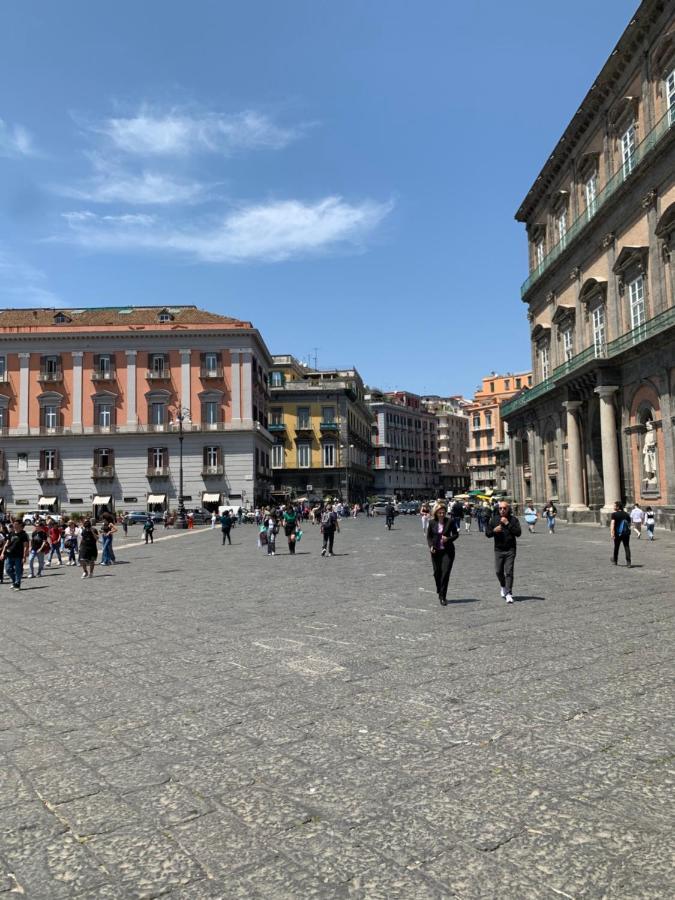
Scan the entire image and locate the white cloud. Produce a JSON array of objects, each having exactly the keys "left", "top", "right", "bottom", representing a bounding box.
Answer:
[
  {"left": 99, "top": 106, "right": 301, "bottom": 156},
  {"left": 0, "top": 247, "right": 62, "bottom": 306},
  {"left": 59, "top": 196, "right": 393, "bottom": 263},
  {"left": 0, "top": 118, "right": 37, "bottom": 157},
  {"left": 58, "top": 155, "right": 206, "bottom": 205}
]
